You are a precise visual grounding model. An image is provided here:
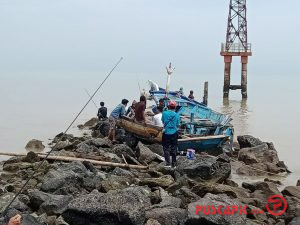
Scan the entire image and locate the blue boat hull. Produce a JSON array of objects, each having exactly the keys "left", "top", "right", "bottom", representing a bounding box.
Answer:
[{"left": 178, "top": 136, "right": 228, "bottom": 151}]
